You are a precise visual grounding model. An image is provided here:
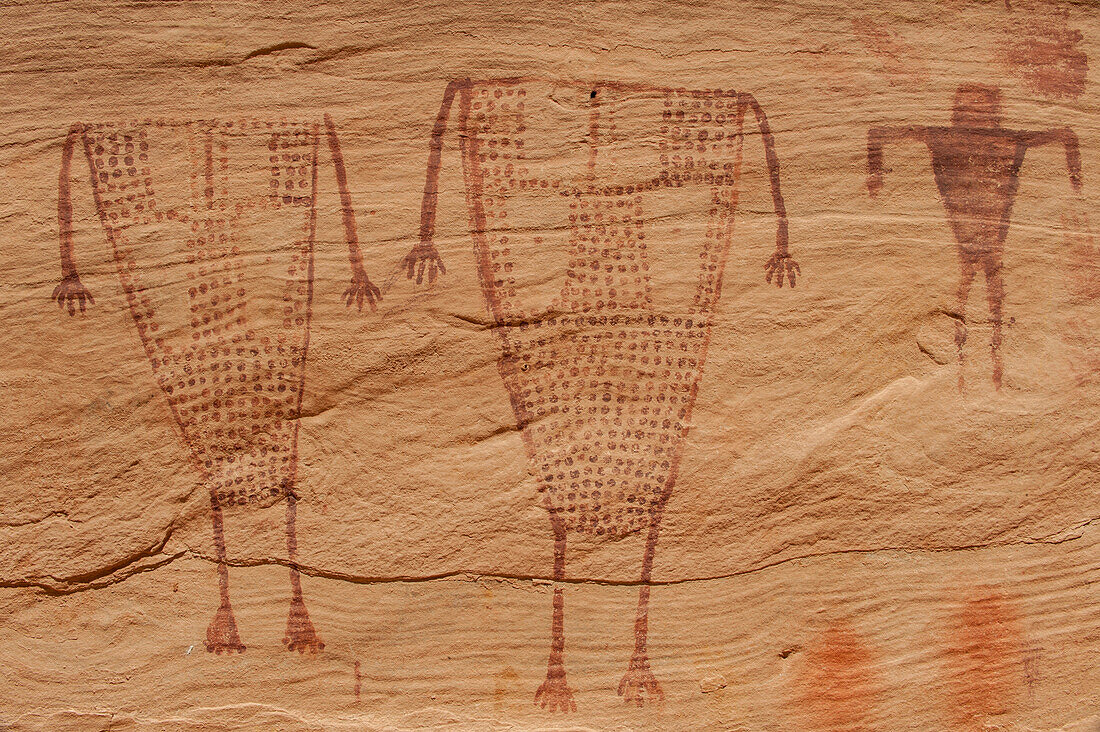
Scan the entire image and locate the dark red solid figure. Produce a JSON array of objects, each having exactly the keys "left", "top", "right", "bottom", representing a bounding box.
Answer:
[
  {"left": 867, "top": 83, "right": 1082, "bottom": 390},
  {"left": 53, "top": 116, "right": 380, "bottom": 654},
  {"left": 411, "top": 78, "right": 797, "bottom": 710}
]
